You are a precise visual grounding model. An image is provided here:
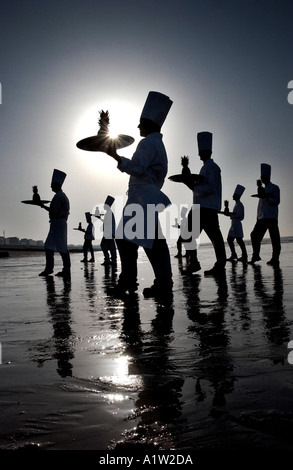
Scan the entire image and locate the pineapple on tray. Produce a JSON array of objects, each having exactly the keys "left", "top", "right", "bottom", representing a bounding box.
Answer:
[
  {"left": 76, "top": 109, "right": 134, "bottom": 152},
  {"left": 168, "top": 155, "right": 204, "bottom": 189}
]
